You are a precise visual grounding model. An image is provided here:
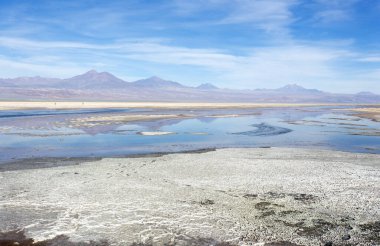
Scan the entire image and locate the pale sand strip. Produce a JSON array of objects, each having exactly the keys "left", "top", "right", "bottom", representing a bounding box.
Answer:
[
  {"left": 0, "top": 101, "right": 377, "bottom": 110},
  {"left": 67, "top": 114, "right": 190, "bottom": 128},
  {"left": 346, "top": 107, "right": 380, "bottom": 122},
  {"left": 0, "top": 148, "right": 379, "bottom": 245},
  {"left": 138, "top": 131, "right": 176, "bottom": 136}
]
